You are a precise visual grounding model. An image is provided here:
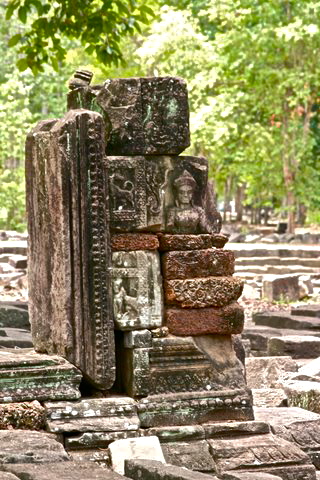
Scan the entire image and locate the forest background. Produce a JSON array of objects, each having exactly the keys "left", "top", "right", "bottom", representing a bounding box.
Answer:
[{"left": 1, "top": 0, "right": 320, "bottom": 233}]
